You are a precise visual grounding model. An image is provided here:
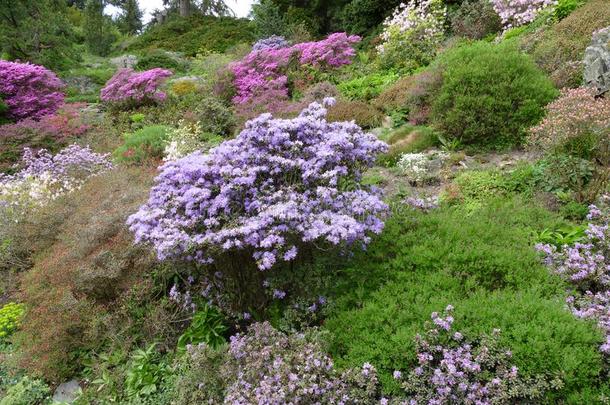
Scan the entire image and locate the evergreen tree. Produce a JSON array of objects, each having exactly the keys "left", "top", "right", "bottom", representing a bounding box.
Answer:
[
  {"left": 119, "top": 0, "right": 143, "bottom": 34},
  {"left": 0, "top": 0, "right": 80, "bottom": 70},
  {"left": 83, "top": 0, "right": 118, "bottom": 56}
]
